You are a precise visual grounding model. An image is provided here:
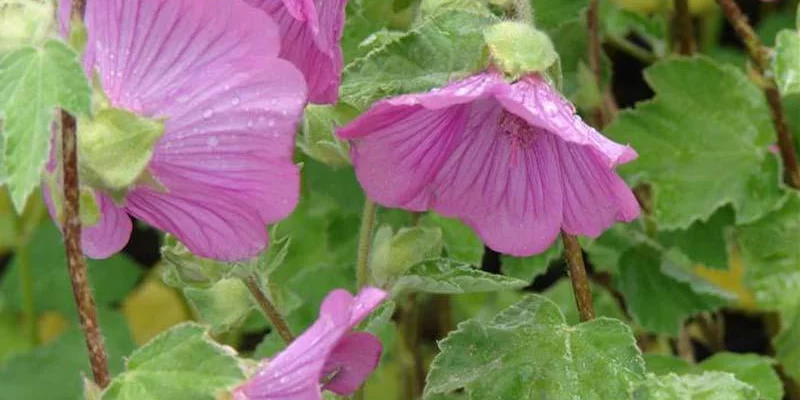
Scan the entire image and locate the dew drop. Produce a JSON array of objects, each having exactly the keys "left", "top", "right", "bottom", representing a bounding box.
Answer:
[
  {"left": 202, "top": 109, "right": 214, "bottom": 119},
  {"left": 247, "top": 119, "right": 255, "bottom": 128},
  {"left": 207, "top": 136, "right": 219, "bottom": 147},
  {"left": 267, "top": 119, "right": 275, "bottom": 127},
  {"left": 231, "top": 96, "right": 240, "bottom": 106}
]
